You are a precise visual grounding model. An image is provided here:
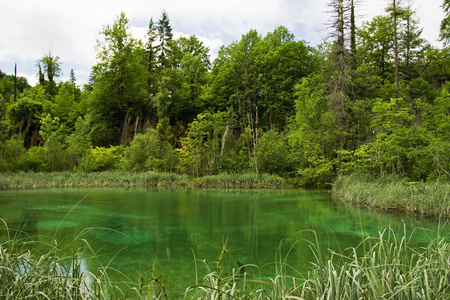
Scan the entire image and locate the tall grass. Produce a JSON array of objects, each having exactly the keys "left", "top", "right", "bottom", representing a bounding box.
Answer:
[
  {"left": 300, "top": 227, "right": 450, "bottom": 299},
  {"left": 2, "top": 218, "right": 450, "bottom": 299},
  {"left": 187, "top": 227, "right": 450, "bottom": 299},
  {"left": 333, "top": 173, "right": 450, "bottom": 216},
  {"left": 0, "top": 171, "right": 284, "bottom": 190},
  {"left": 0, "top": 219, "right": 169, "bottom": 299},
  {"left": 193, "top": 173, "right": 284, "bottom": 189},
  {"left": 0, "top": 171, "right": 191, "bottom": 189}
]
